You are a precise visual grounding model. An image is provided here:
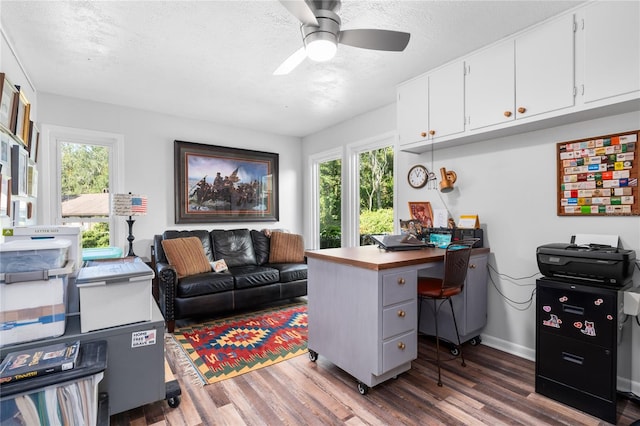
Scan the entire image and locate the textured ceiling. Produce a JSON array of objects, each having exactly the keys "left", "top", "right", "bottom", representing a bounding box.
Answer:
[{"left": 0, "top": 0, "right": 584, "bottom": 137}]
